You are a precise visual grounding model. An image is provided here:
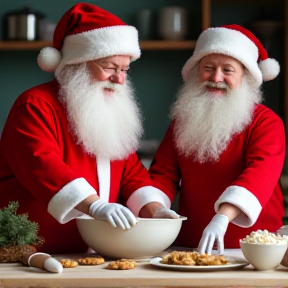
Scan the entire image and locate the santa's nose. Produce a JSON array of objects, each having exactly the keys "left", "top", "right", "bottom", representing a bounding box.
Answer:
[
  {"left": 109, "top": 73, "right": 125, "bottom": 85},
  {"left": 211, "top": 68, "right": 224, "bottom": 83}
]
